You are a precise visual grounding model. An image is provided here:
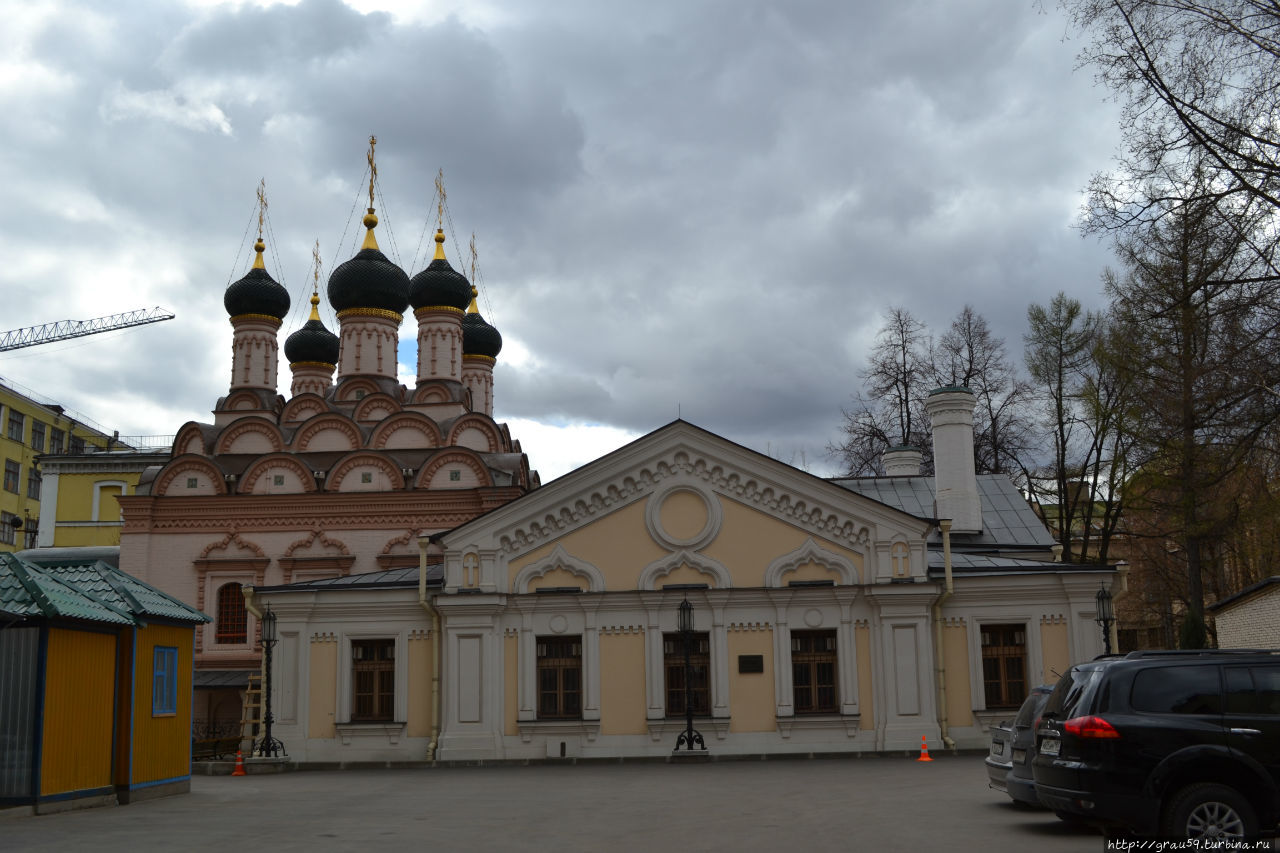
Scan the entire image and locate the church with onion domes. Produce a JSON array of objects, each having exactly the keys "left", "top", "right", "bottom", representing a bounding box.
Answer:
[{"left": 119, "top": 149, "right": 536, "bottom": 733}]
